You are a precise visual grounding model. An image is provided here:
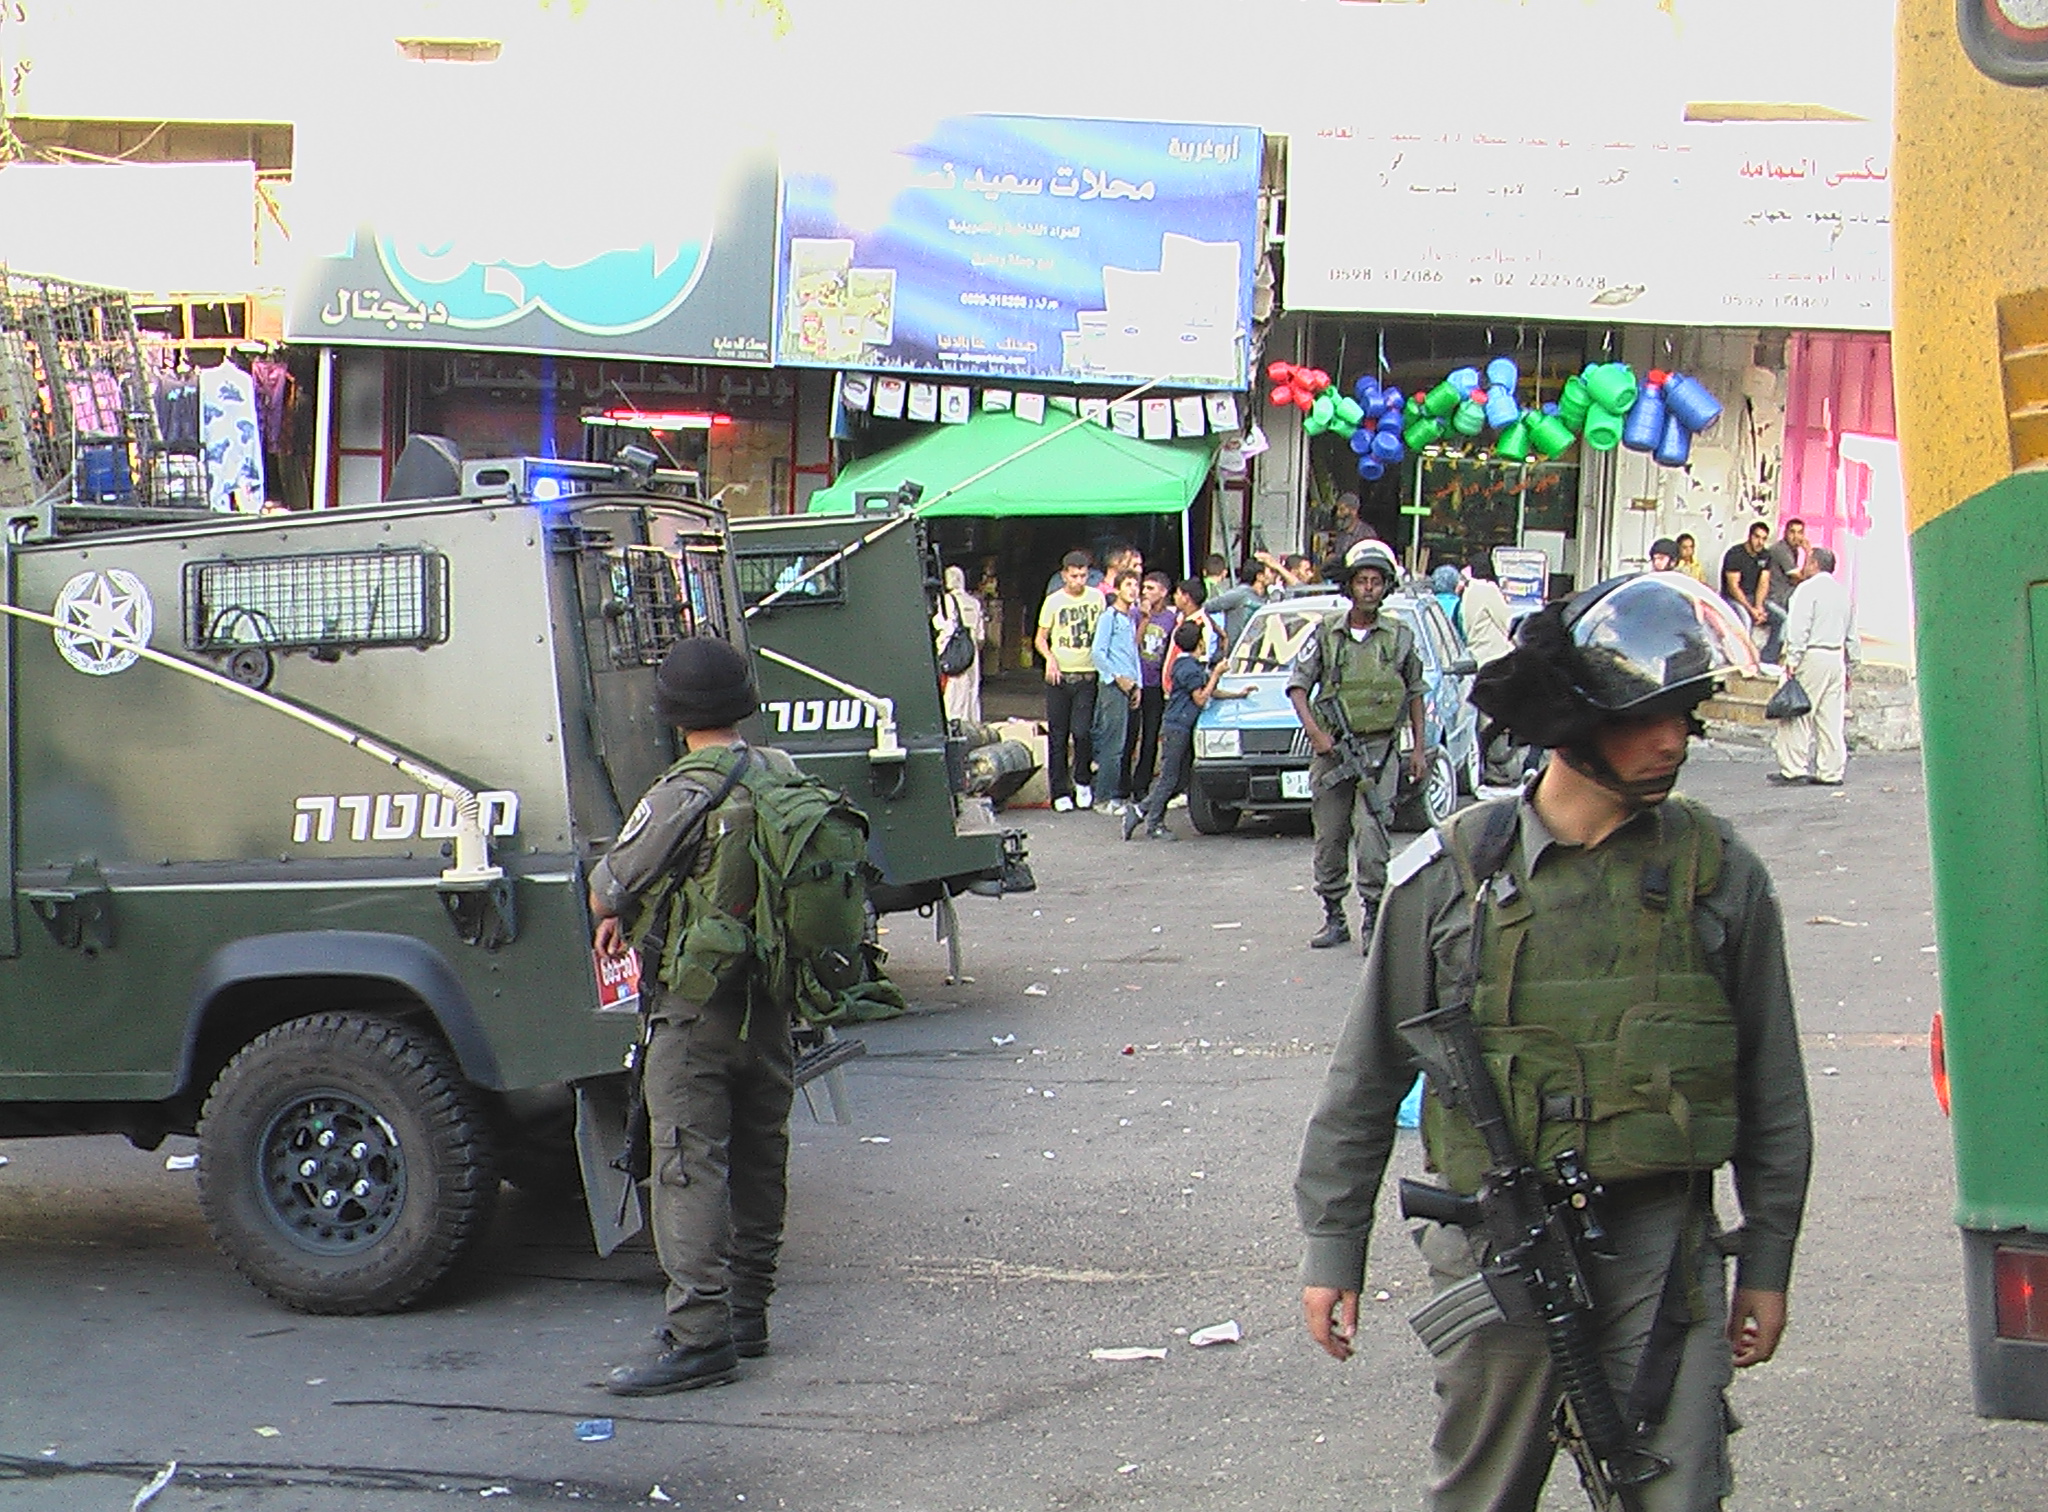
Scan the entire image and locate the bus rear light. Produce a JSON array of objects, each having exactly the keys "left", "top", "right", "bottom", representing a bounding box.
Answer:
[
  {"left": 1930, "top": 1010, "right": 1951, "bottom": 1116},
  {"left": 1994, "top": 1247, "right": 2048, "bottom": 1343}
]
